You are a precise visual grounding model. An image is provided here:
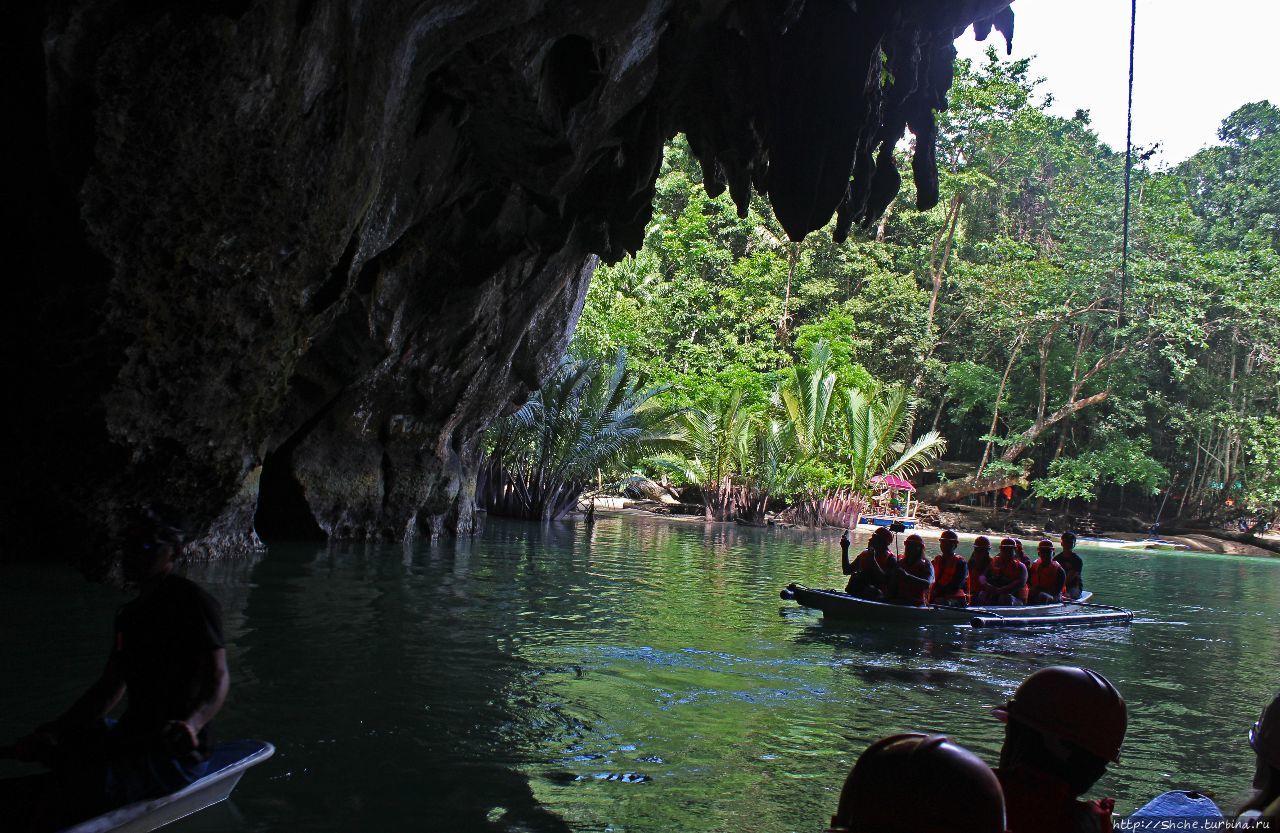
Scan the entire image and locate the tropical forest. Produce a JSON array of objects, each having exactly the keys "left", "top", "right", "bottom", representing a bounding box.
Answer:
[
  {"left": 483, "top": 51, "right": 1280, "bottom": 548},
  {"left": 11, "top": 6, "right": 1280, "bottom": 832}
]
